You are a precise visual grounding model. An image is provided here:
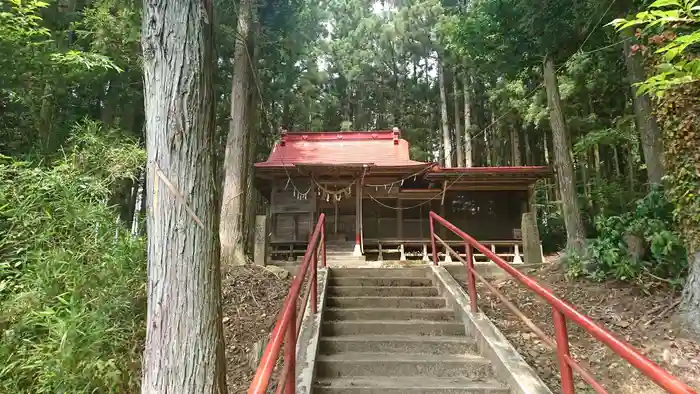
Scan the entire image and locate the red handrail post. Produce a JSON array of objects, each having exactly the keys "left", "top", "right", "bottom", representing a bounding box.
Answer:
[
  {"left": 311, "top": 251, "right": 318, "bottom": 314},
  {"left": 464, "top": 243, "right": 478, "bottom": 313},
  {"left": 553, "top": 308, "right": 575, "bottom": 394},
  {"left": 429, "top": 213, "right": 438, "bottom": 265},
  {"left": 284, "top": 307, "right": 297, "bottom": 394},
  {"left": 320, "top": 221, "right": 326, "bottom": 268}
]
